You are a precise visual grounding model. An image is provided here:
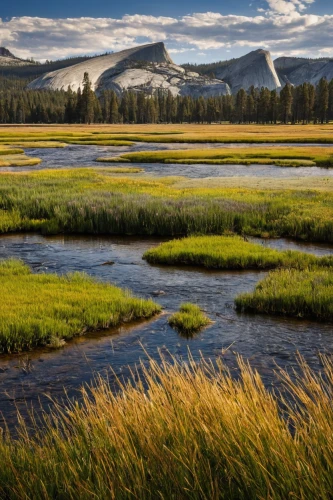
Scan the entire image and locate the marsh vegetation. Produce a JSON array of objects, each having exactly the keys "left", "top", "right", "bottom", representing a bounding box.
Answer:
[
  {"left": 144, "top": 235, "right": 333, "bottom": 269},
  {"left": 236, "top": 267, "right": 333, "bottom": 322},
  {"left": 168, "top": 303, "right": 212, "bottom": 334},
  {"left": 0, "top": 258, "right": 160, "bottom": 353},
  {"left": 0, "top": 169, "right": 333, "bottom": 242}
]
